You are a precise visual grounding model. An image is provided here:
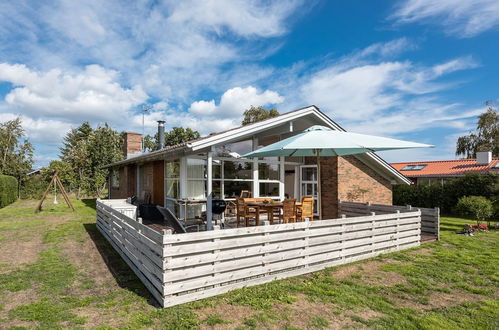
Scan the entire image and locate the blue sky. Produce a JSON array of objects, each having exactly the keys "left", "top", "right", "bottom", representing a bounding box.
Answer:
[{"left": 0, "top": 0, "right": 498, "bottom": 167}]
